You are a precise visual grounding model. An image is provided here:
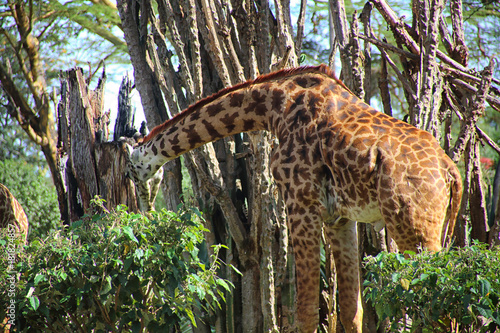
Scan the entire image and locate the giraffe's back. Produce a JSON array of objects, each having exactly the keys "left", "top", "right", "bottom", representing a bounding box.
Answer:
[
  {"left": 0, "top": 183, "right": 29, "bottom": 242},
  {"left": 316, "top": 95, "right": 462, "bottom": 250}
]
